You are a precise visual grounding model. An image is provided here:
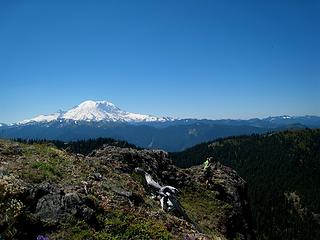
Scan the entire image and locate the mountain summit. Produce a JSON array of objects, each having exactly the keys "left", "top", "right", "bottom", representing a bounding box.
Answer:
[{"left": 19, "top": 100, "right": 172, "bottom": 124}]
